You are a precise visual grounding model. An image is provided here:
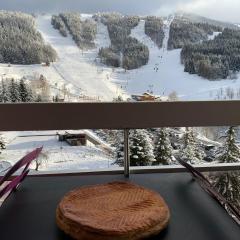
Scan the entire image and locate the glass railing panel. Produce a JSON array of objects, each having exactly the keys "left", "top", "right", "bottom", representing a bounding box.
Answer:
[{"left": 0, "top": 130, "right": 123, "bottom": 173}]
